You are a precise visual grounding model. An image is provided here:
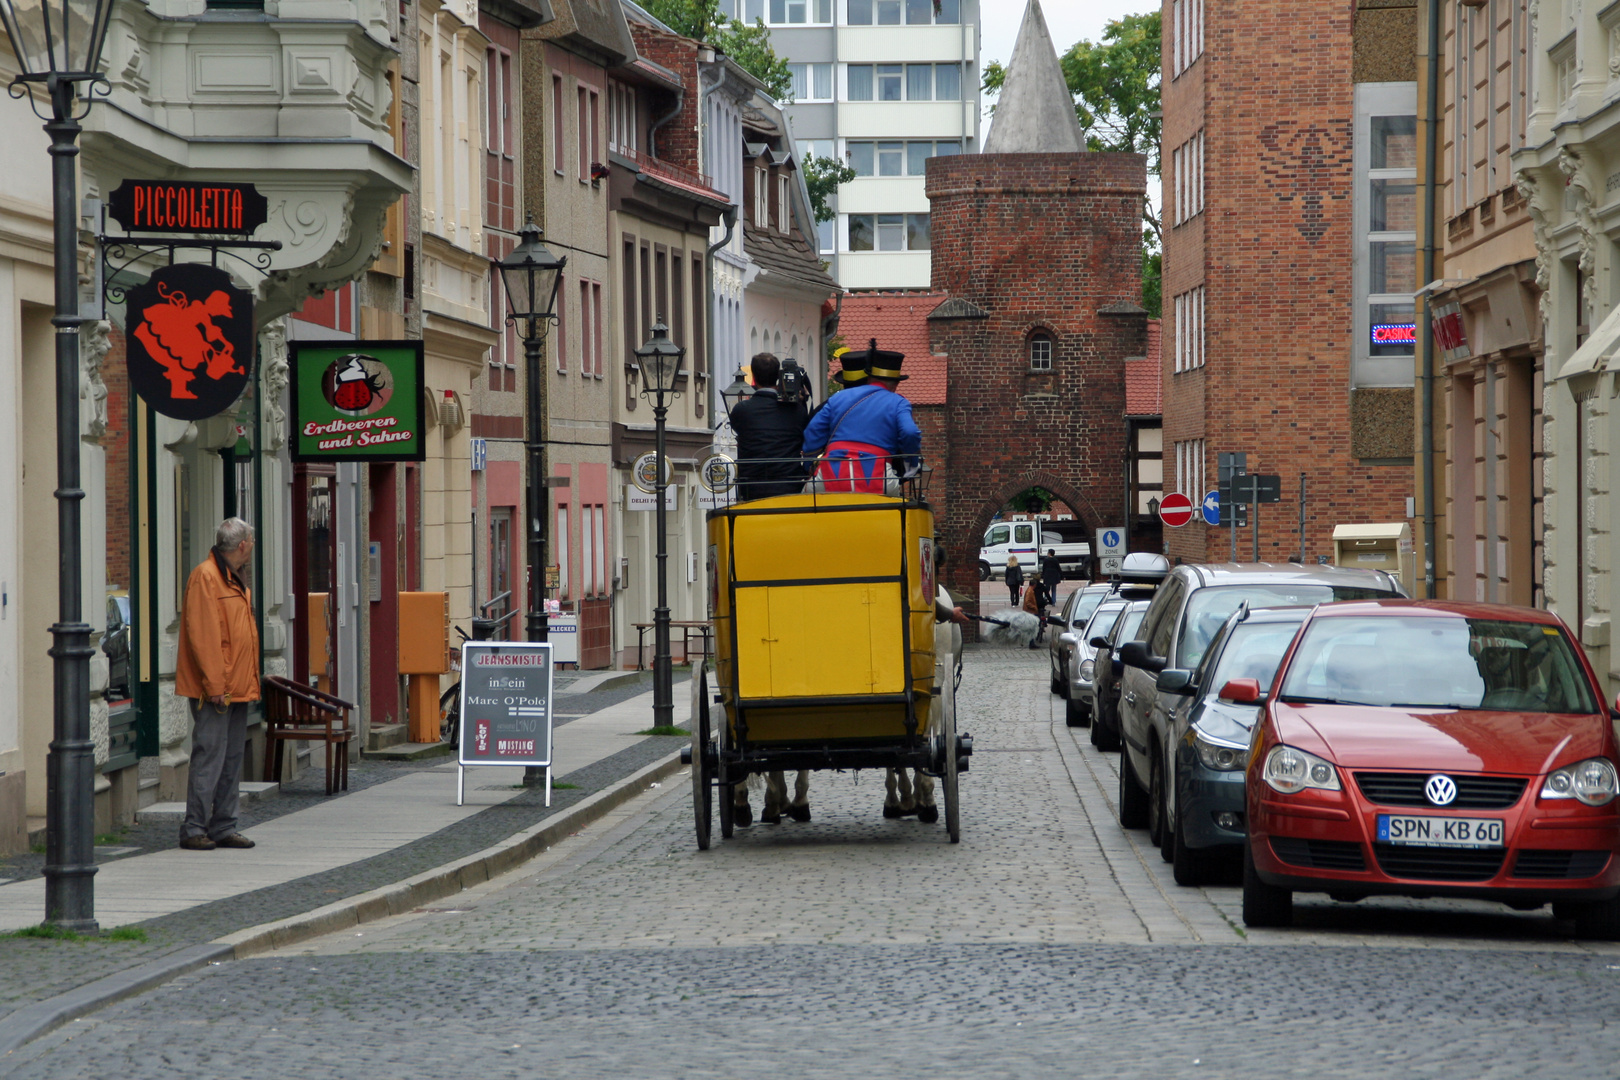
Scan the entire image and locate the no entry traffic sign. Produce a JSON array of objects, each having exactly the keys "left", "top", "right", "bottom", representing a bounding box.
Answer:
[{"left": 1159, "top": 492, "right": 1195, "bottom": 528}]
